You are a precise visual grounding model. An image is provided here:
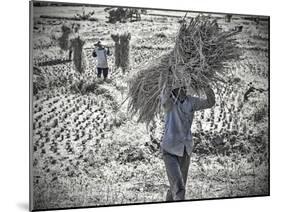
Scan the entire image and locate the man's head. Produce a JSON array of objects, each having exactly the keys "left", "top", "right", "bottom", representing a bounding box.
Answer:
[
  {"left": 171, "top": 79, "right": 188, "bottom": 101},
  {"left": 172, "top": 86, "right": 188, "bottom": 102}
]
